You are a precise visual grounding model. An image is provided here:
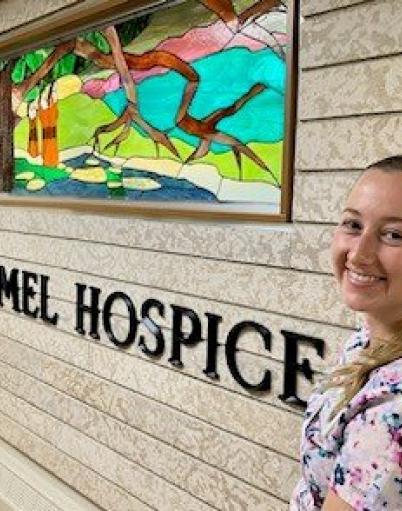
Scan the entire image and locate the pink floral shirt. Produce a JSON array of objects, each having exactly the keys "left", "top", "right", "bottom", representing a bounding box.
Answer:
[{"left": 290, "top": 323, "right": 402, "bottom": 510}]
